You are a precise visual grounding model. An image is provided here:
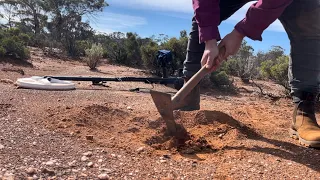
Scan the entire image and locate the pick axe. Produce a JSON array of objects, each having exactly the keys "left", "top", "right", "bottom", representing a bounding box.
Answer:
[{"left": 150, "top": 46, "right": 226, "bottom": 135}]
